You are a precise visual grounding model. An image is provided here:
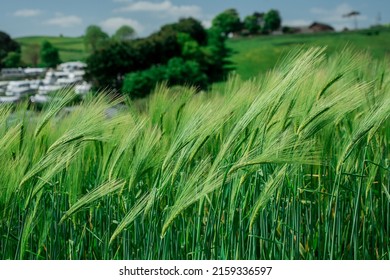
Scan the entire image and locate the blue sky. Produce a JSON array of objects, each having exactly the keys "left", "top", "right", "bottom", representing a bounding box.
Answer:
[{"left": 0, "top": 0, "right": 387, "bottom": 38}]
